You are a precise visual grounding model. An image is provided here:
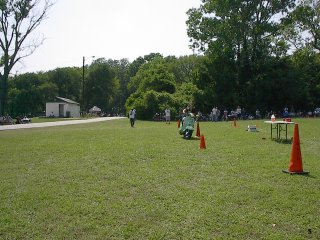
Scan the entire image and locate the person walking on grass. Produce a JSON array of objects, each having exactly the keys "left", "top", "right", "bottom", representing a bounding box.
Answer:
[{"left": 129, "top": 108, "right": 136, "bottom": 127}]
